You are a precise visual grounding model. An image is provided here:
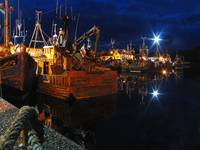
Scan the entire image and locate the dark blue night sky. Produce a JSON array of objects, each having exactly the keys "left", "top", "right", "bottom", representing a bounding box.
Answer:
[{"left": 1, "top": 0, "right": 200, "bottom": 51}]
